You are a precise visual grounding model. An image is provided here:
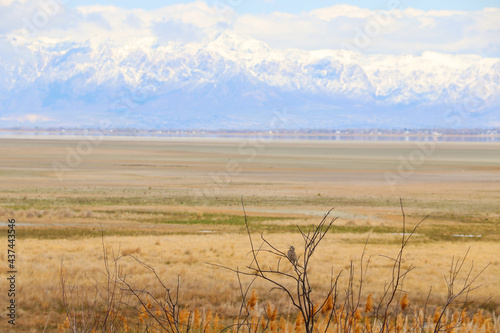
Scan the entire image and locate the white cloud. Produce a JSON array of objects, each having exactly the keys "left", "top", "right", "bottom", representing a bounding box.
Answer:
[
  {"left": 0, "top": 1, "right": 499, "bottom": 57},
  {"left": 1, "top": 0, "right": 226, "bottom": 46},
  {"left": 232, "top": 5, "right": 500, "bottom": 56},
  {"left": 0, "top": 0, "right": 28, "bottom": 5},
  {"left": 1, "top": 114, "right": 53, "bottom": 123},
  {"left": 310, "top": 4, "right": 372, "bottom": 20}
]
